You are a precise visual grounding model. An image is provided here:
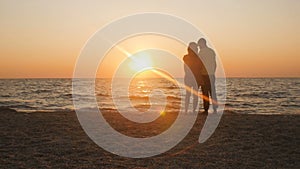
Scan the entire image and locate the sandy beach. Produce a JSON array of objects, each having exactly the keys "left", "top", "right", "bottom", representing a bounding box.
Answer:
[{"left": 0, "top": 107, "right": 299, "bottom": 168}]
